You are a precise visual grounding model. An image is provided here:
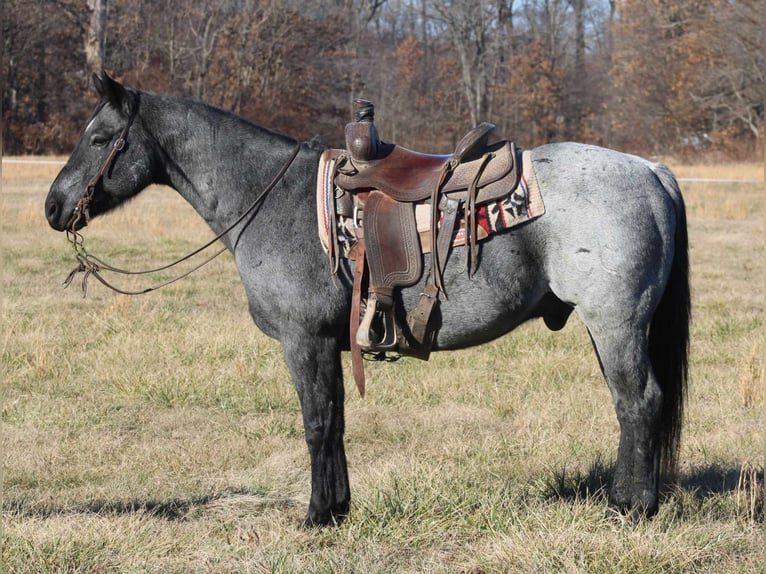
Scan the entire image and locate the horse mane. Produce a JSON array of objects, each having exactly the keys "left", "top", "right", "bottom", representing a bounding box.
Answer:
[{"left": 134, "top": 88, "right": 302, "bottom": 151}]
